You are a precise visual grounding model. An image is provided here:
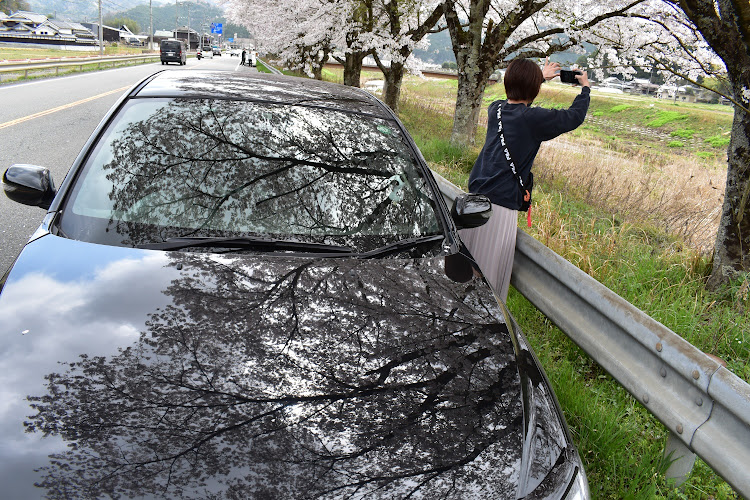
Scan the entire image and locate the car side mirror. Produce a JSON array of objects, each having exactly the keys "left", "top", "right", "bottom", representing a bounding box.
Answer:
[
  {"left": 451, "top": 193, "right": 492, "bottom": 229},
  {"left": 2, "top": 164, "right": 56, "bottom": 209}
]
